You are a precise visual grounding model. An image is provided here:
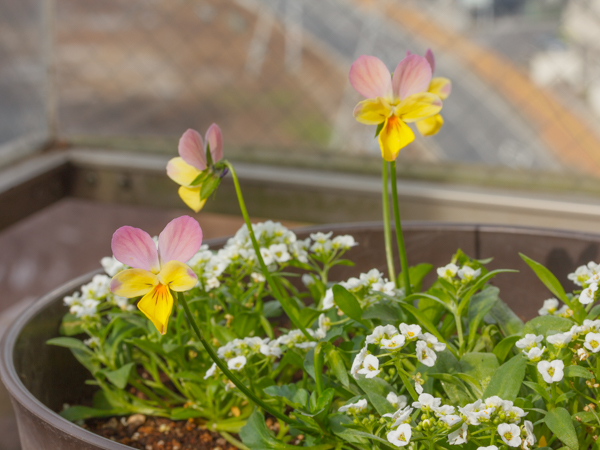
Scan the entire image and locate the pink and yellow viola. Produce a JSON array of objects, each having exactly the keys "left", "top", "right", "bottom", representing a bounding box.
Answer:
[
  {"left": 166, "top": 124, "right": 224, "bottom": 213},
  {"left": 410, "top": 49, "right": 452, "bottom": 137},
  {"left": 110, "top": 216, "right": 203, "bottom": 334},
  {"left": 349, "top": 53, "right": 443, "bottom": 161}
]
